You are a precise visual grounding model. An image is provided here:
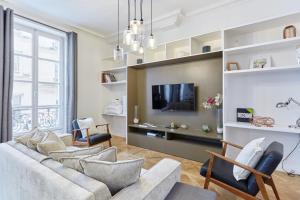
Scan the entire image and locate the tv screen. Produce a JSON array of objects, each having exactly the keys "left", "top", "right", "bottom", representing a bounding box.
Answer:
[{"left": 152, "top": 83, "right": 196, "bottom": 111}]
